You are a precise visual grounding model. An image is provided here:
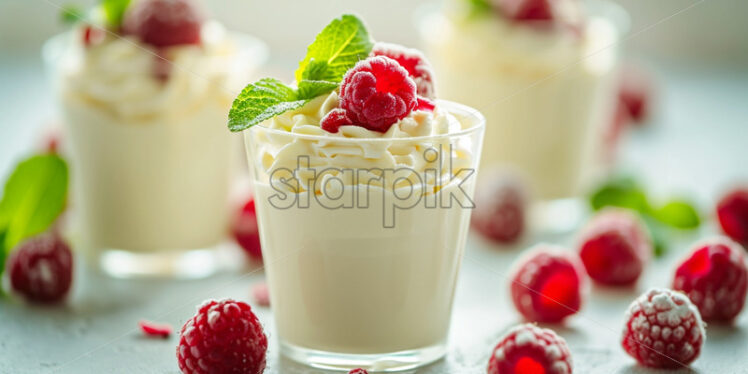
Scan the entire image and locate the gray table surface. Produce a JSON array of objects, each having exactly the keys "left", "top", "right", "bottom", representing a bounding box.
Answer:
[{"left": 1, "top": 53, "right": 747, "bottom": 373}]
